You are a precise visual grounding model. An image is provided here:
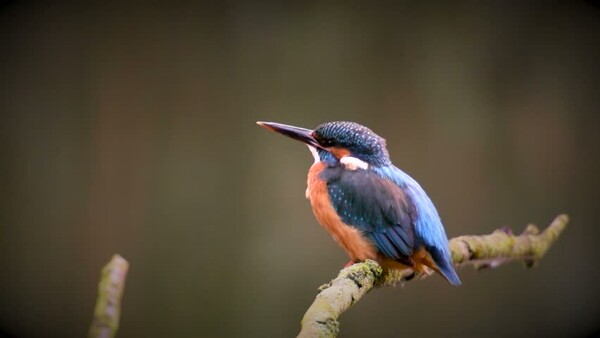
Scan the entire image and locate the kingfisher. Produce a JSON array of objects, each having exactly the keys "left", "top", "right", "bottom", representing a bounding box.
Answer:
[{"left": 257, "top": 121, "right": 461, "bottom": 286}]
